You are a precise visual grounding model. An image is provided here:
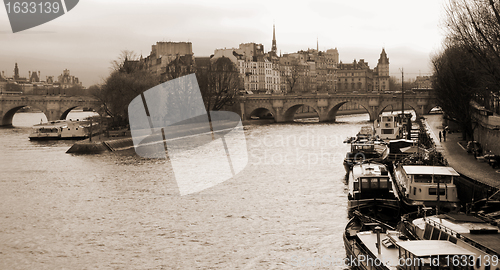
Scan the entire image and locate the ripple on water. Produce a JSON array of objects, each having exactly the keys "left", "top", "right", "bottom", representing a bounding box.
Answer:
[{"left": 0, "top": 113, "right": 369, "bottom": 269}]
